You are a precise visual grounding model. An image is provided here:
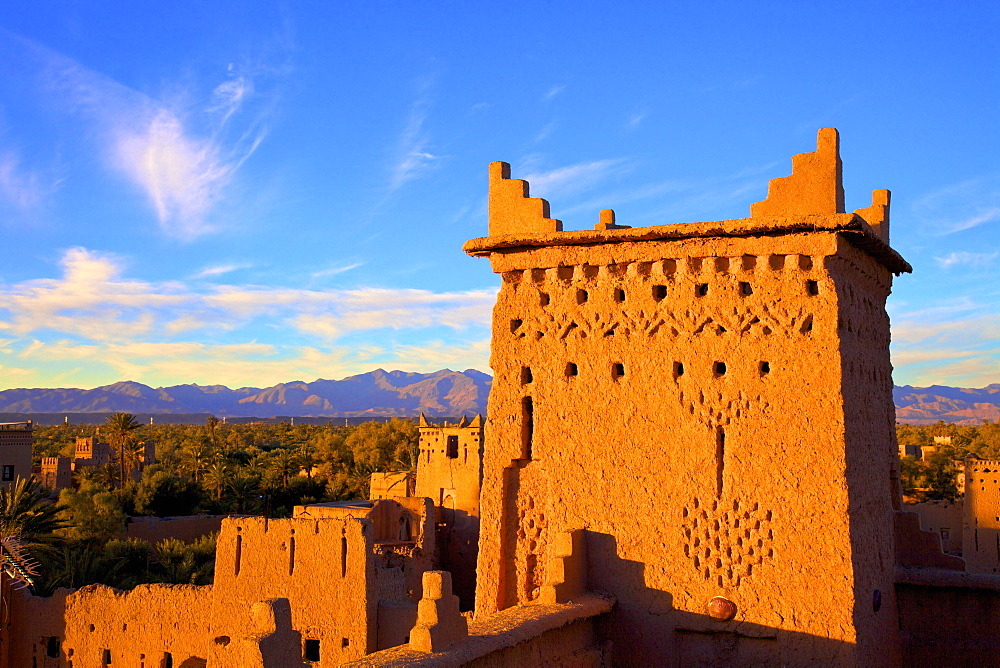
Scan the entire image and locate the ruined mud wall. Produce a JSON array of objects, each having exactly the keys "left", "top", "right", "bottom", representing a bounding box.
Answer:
[
  {"left": 9, "top": 583, "right": 213, "bottom": 668},
  {"left": 208, "top": 516, "right": 376, "bottom": 664}
]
